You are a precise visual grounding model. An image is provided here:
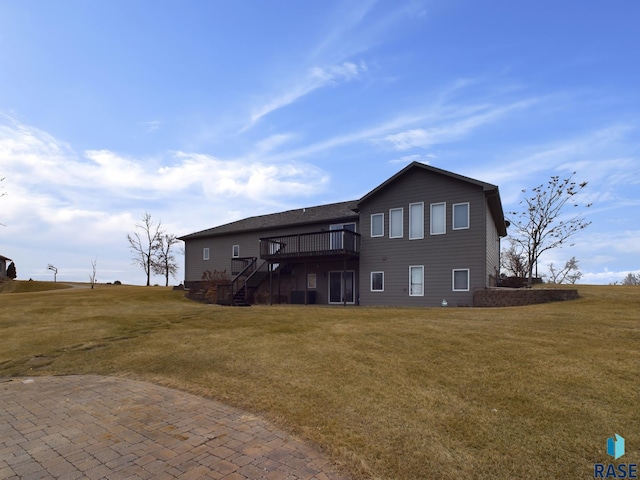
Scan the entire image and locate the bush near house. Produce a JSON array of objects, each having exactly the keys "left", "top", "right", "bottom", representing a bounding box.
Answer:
[{"left": 185, "top": 269, "right": 229, "bottom": 303}]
